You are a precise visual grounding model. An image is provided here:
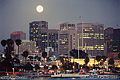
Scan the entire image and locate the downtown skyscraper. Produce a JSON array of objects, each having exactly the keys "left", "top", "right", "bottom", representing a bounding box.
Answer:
[
  {"left": 10, "top": 31, "right": 26, "bottom": 41},
  {"left": 10, "top": 31, "right": 26, "bottom": 54},
  {"left": 104, "top": 28, "right": 120, "bottom": 59},
  {"left": 106, "top": 28, "right": 120, "bottom": 53},
  {"left": 58, "top": 22, "right": 77, "bottom": 56},
  {"left": 29, "top": 21, "right": 59, "bottom": 52},
  {"left": 77, "top": 23, "right": 104, "bottom": 56}
]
